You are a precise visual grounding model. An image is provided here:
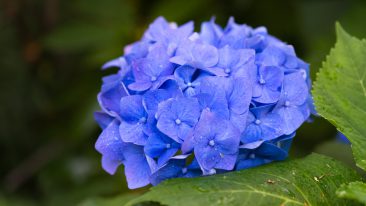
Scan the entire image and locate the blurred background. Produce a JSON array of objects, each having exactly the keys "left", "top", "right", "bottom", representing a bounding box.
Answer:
[{"left": 0, "top": 0, "right": 365, "bottom": 205}]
